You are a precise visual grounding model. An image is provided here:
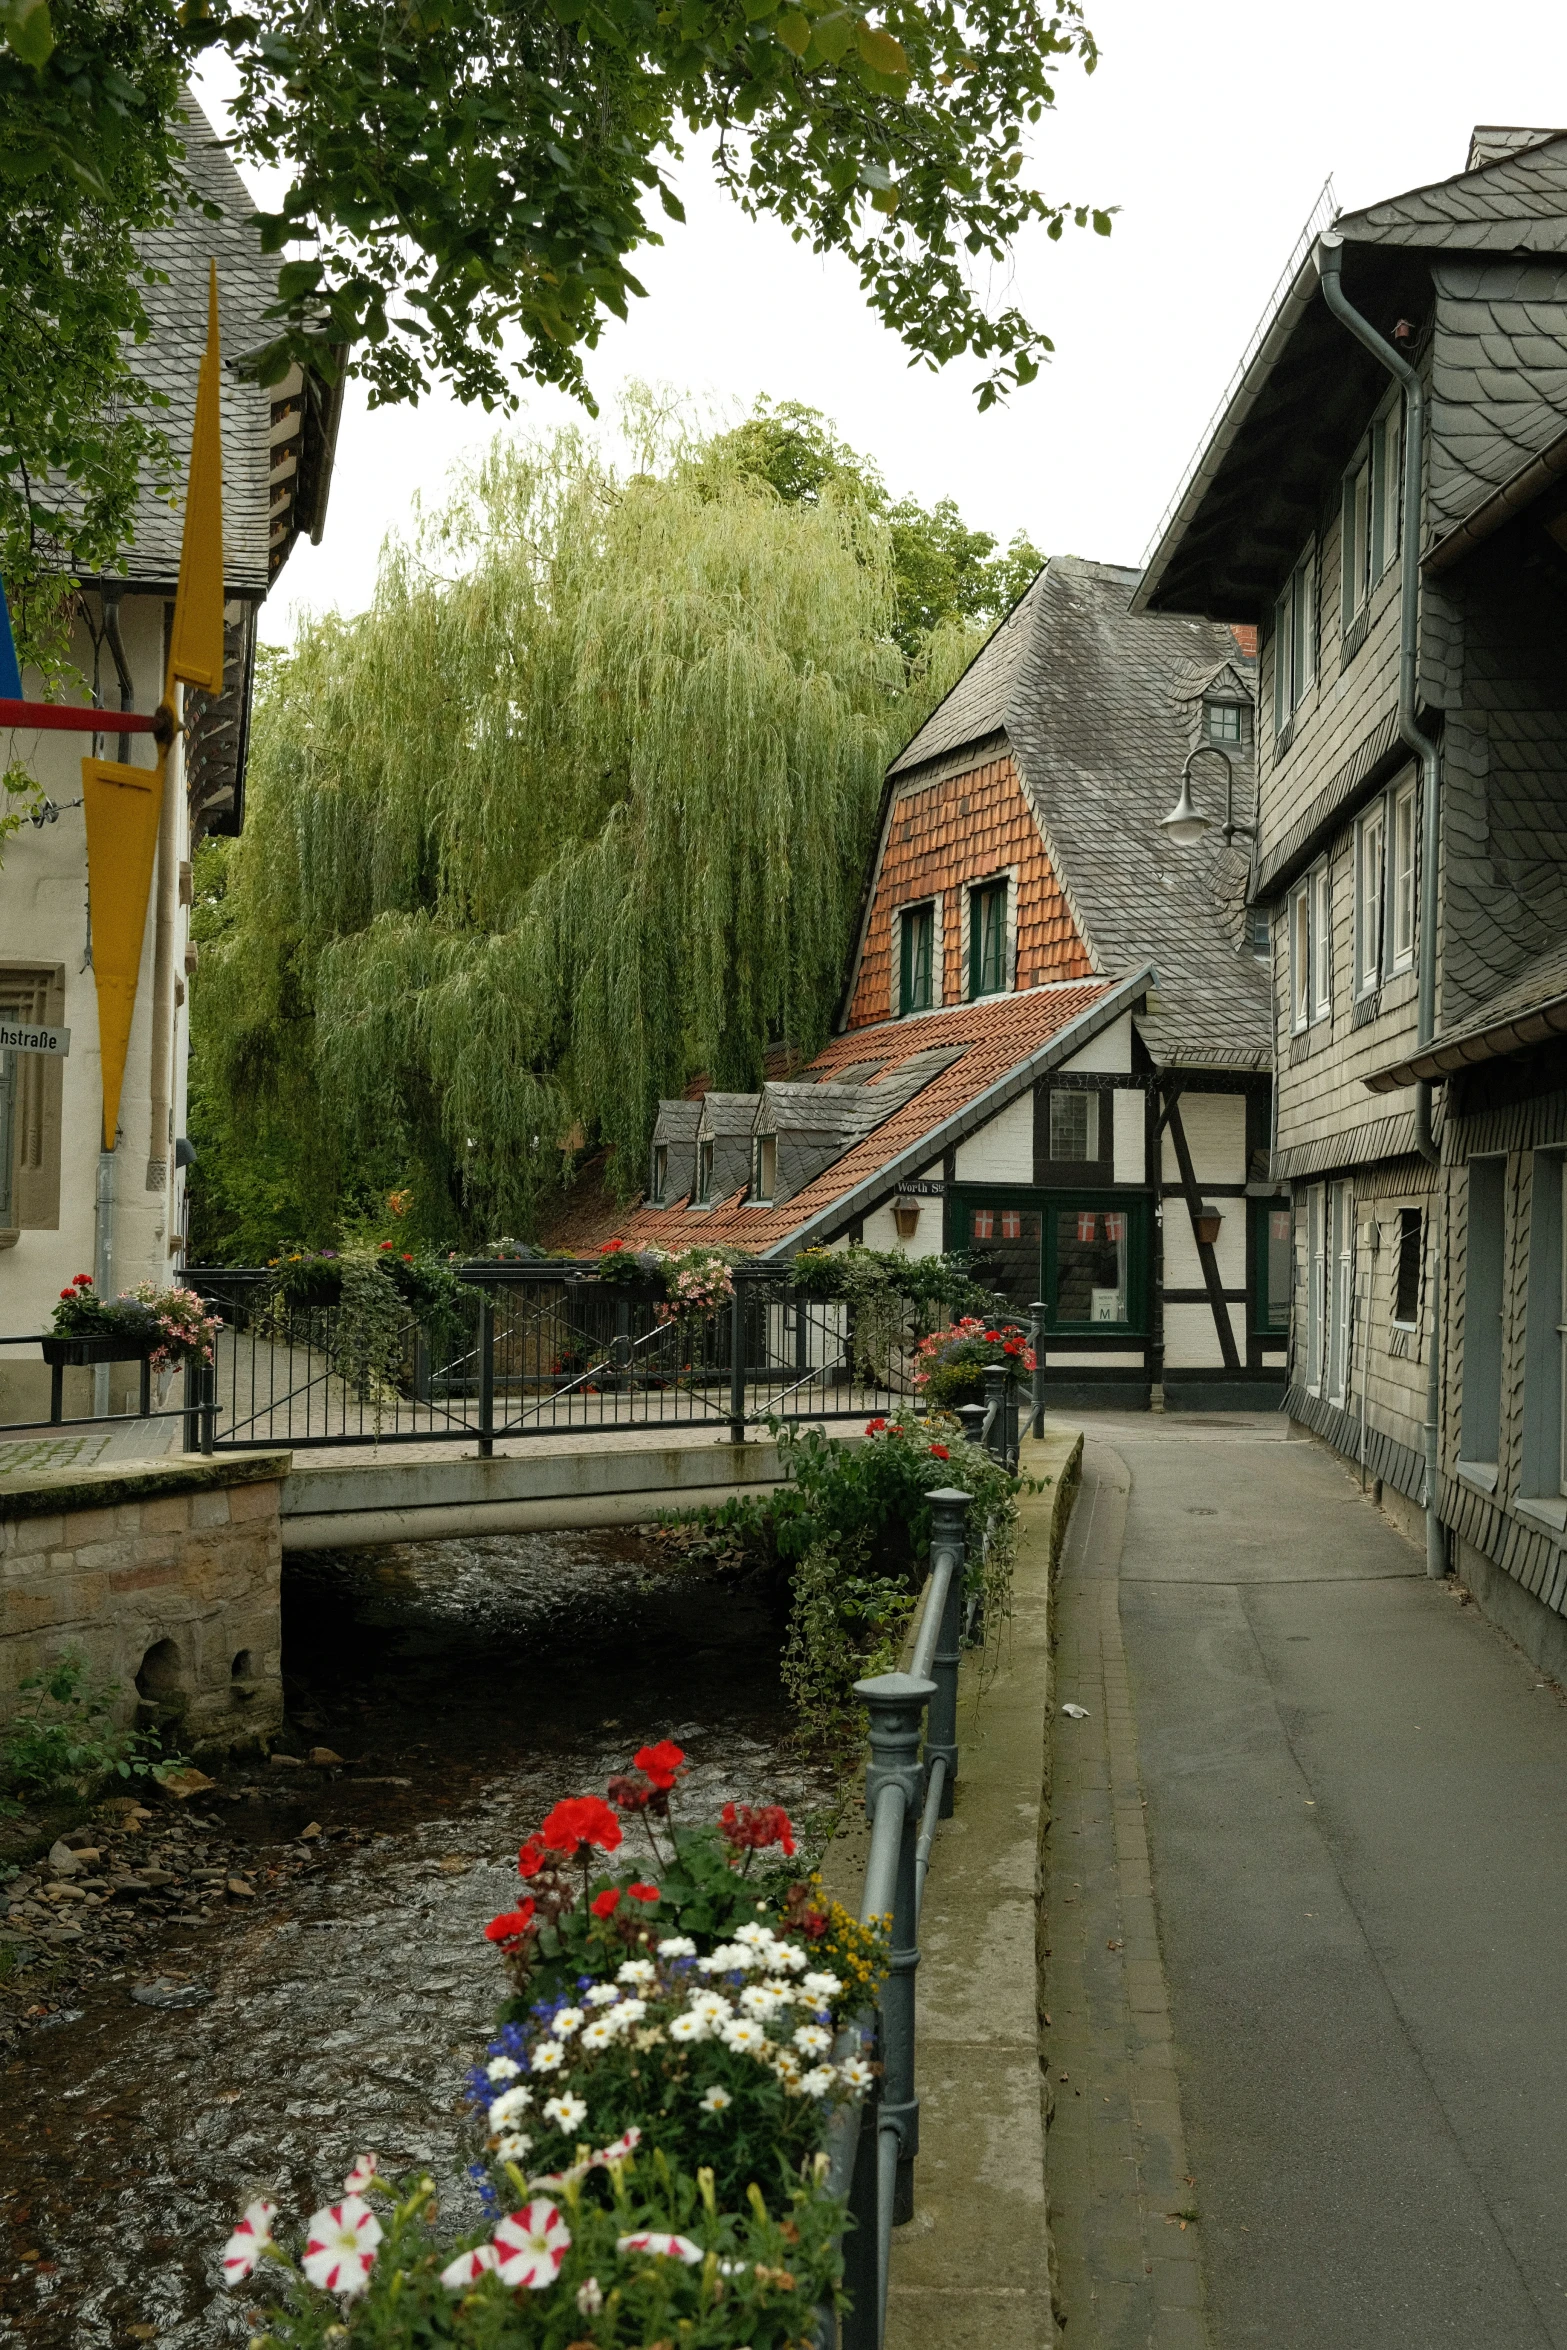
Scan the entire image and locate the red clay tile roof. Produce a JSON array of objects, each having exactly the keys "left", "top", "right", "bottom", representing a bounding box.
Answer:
[
  {"left": 847, "top": 753, "right": 1092, "bottom": 1028},
  {"left": 594, "top": 979, "right": 1115, "bottom": 1256}
]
